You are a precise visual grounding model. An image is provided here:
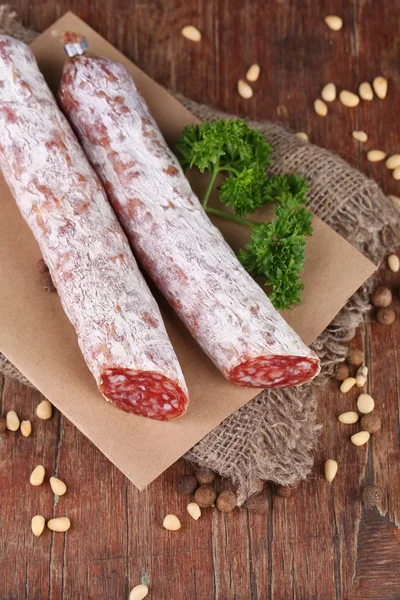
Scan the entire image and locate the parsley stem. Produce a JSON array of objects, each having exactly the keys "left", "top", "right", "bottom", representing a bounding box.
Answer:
[
  {"left": 221, "top": 166, "right": 240, "bottom": 175},
  {"left": 205, "top": 207, "right": 259, "bottom": 229},
  {"left": 202, "top": 167, "right": 220, "bottom": 209}
]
